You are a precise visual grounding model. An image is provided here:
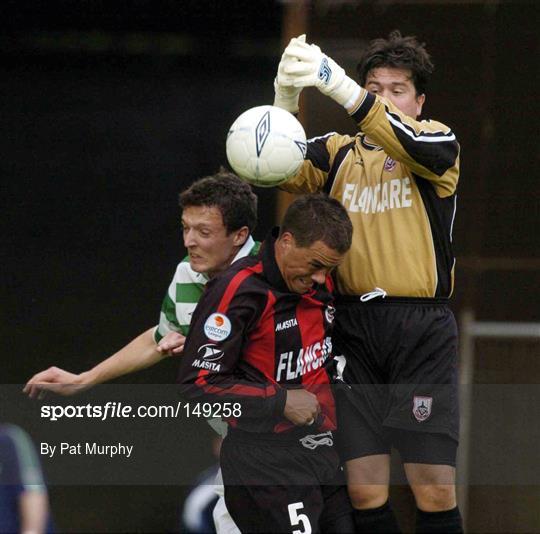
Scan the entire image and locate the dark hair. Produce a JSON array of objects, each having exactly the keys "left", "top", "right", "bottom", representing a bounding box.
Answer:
[
  {"left": 280, "top": 194, "right": 352, "bottom": 254},
  {"left": 179, "top": 170, "right": 257, "bottom": 234},
  {"left": 356, "top": 30, "right": 434, "bottom": 95}
]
